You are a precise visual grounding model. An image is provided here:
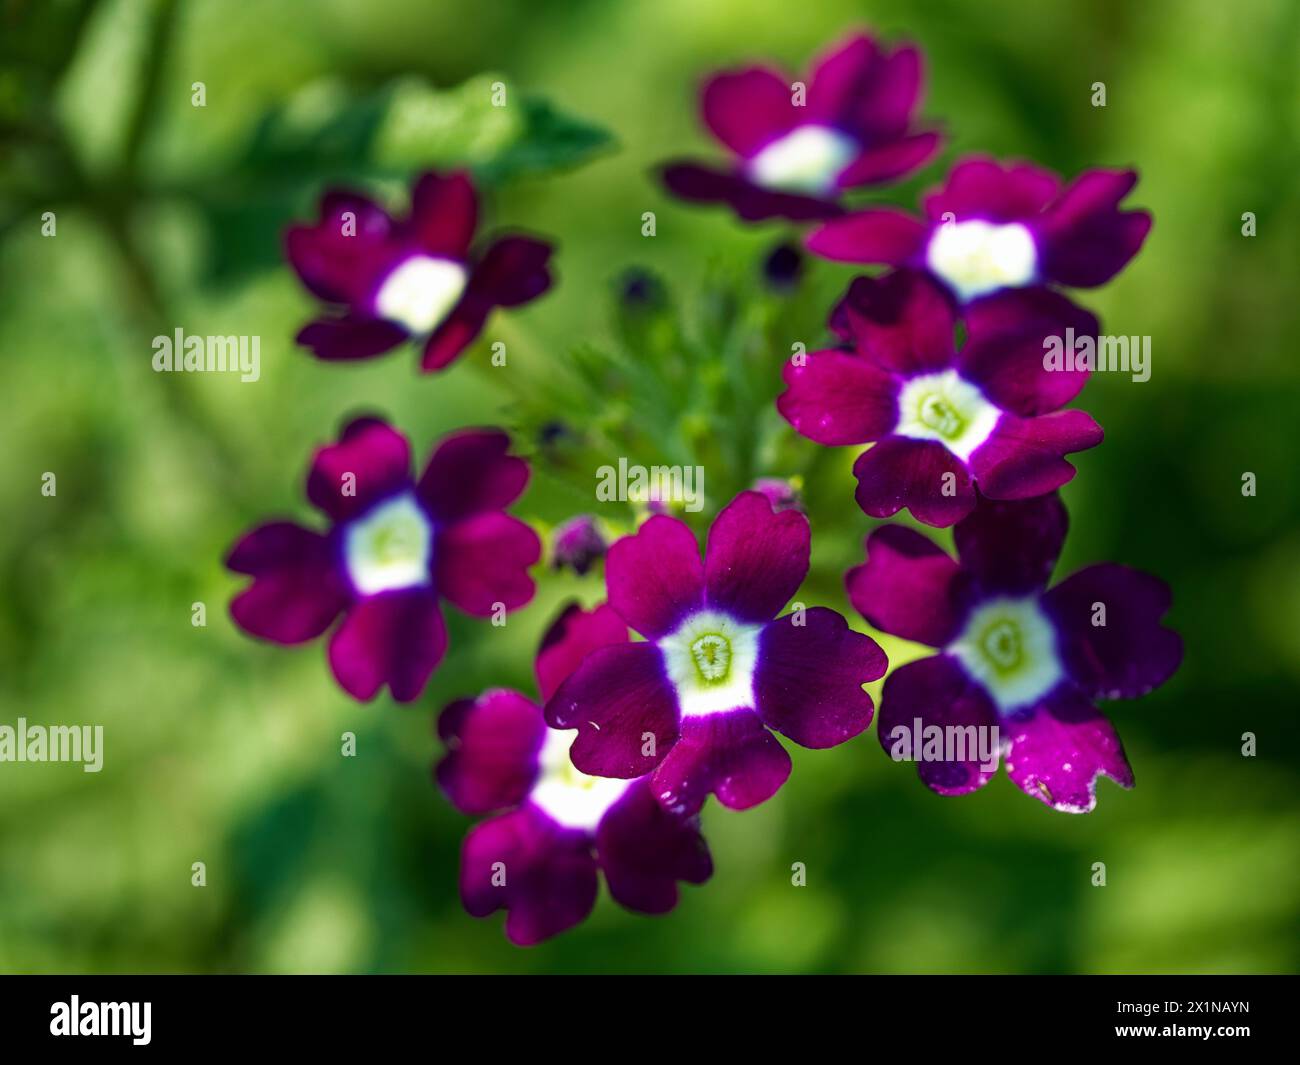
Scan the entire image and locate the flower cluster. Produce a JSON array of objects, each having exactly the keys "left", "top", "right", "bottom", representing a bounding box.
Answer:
[{"left": 227, "top": 26, "right": 1181, "bottom": 946}]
